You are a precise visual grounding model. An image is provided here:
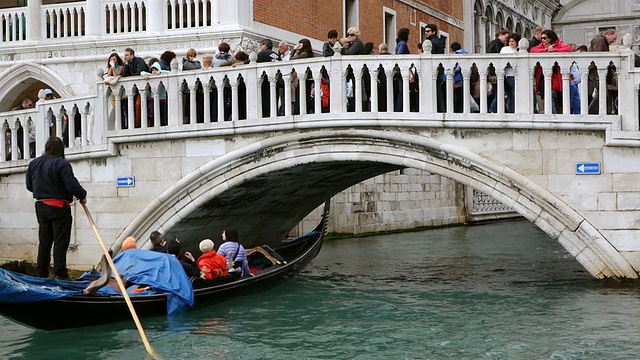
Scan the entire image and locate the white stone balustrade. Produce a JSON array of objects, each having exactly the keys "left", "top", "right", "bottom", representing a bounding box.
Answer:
[
  {"left": 0, "top": 7, "right": 27, "bottom": 43},
  {"left": 42, "top": 2, "right": 86, "bottom": 39},
  {"left": 0, "top": 51, "right": 638, "bottom": 164},
  {"left": 0, "top": 0, "right": 242, "bottom": 42}
]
